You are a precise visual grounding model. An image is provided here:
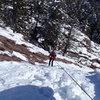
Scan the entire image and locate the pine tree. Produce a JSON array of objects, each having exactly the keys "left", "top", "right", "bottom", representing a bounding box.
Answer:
[{"left": 29, "top": 0, "right": 66, "bottom": 50}]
